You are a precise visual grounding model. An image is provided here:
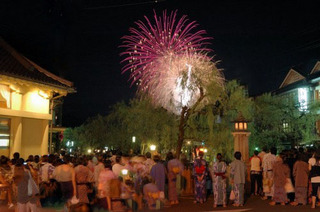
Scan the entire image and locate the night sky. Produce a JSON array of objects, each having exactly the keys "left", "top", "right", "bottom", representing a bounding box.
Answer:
[{"left": 1, "top": 0, "right": 320, "bottom": 127}]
